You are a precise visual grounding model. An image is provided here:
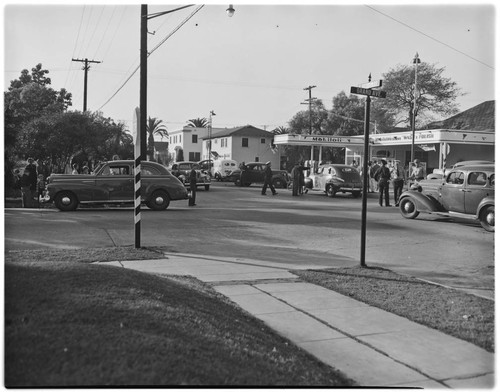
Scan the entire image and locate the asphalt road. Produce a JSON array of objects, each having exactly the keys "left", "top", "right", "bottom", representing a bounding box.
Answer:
[{"left": 4, "top": 182, "right": 494, "bottom": 299}]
